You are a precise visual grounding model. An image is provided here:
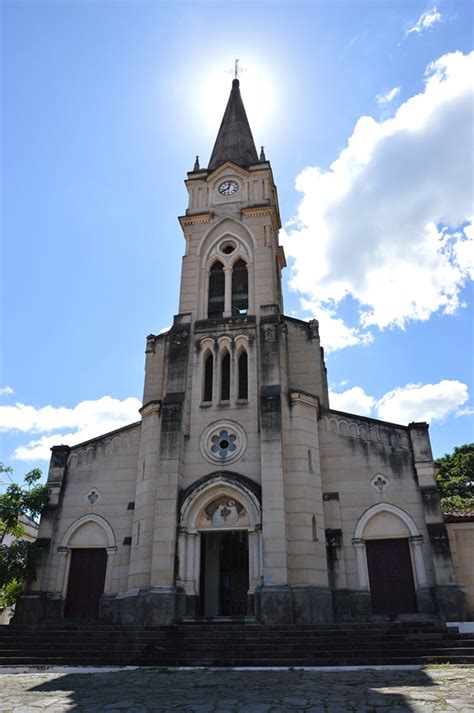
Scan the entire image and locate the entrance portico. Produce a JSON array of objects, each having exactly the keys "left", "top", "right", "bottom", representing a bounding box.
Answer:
[{"left": 178, "top": 473, "right": 262, "bottom": 617}]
